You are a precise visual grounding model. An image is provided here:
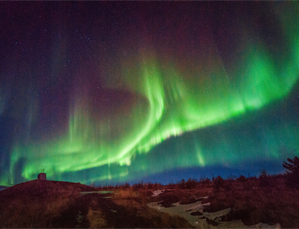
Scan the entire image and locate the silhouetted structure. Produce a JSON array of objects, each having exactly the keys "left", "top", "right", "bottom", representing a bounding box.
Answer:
[{"left": 37, "top": 173, "right": 46, "bottom": 180}]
